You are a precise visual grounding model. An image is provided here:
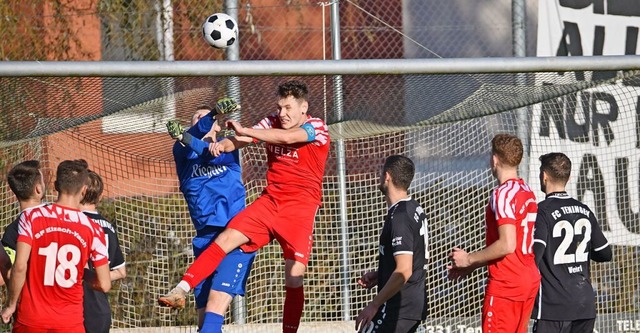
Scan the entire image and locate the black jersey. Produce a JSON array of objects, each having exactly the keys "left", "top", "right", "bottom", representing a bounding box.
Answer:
[
  {"left": 2, "top": 204, "right": 48, "bottom": 250},
  {"left": 1, "top": 215, "right": 19, "bottom": 250},
  {"left": 82, "top": 211, "right": 126, "bottom": 333},
  {"left": 377, "top": 197, "right": 428, "bottom": 321},
  {"left": 531, "top": 192, "right": 610, "bottom": 321}
]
